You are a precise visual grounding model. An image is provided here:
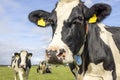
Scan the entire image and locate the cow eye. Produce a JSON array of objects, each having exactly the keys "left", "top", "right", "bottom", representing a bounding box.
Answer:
[
  {"left": 48, "top": 18, "right": 53, "bottom": 24},
  {"left": 72, "top": 17, "right": 83, "bottom": 24},
  {"left": 72, "top": 19, "right": 80, "bottom": 24}
]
